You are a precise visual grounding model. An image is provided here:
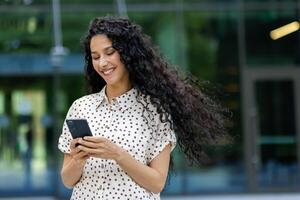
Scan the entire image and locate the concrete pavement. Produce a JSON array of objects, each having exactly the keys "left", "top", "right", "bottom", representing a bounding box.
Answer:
[{"left": 1, "top": 193, "right": 300, "bottom": 200}]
